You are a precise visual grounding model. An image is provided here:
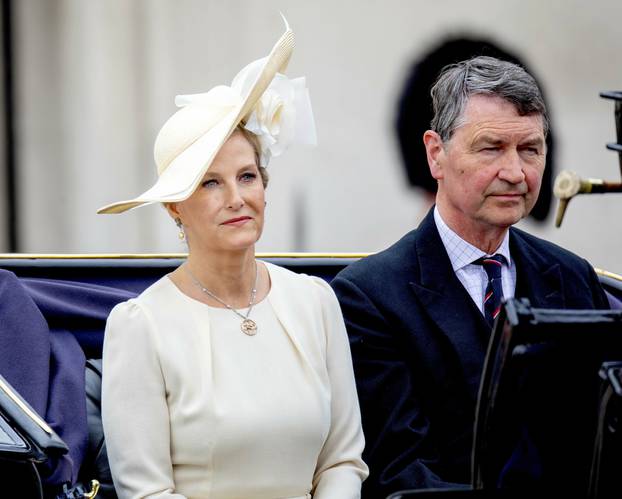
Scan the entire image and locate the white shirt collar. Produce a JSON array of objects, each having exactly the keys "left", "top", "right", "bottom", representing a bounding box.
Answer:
[{"left": 433, "top": 205, "right": 512, "bottom": 272}]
